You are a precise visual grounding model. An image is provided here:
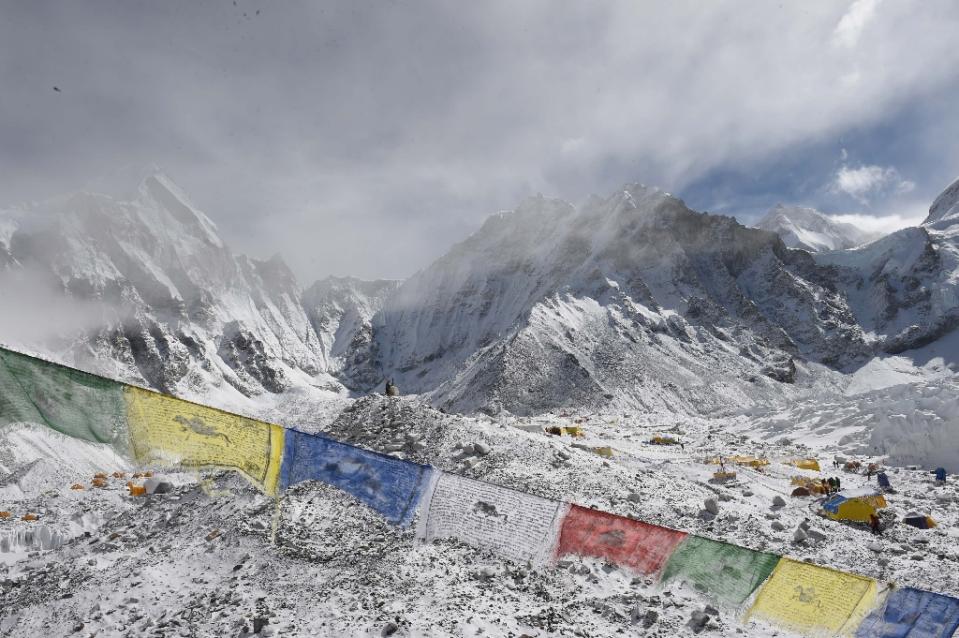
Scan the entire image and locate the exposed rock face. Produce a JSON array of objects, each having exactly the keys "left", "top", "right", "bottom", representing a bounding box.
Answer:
[{"left": 815, "top": 226, "right": 959, "bottom": 357}]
